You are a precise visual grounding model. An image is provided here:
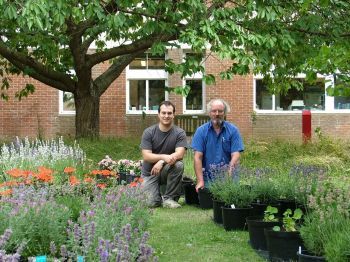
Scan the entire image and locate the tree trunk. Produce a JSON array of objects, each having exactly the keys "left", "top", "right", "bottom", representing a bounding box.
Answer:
[{"left": 75, "top": 88, "right": 100, "bottom": 138}]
